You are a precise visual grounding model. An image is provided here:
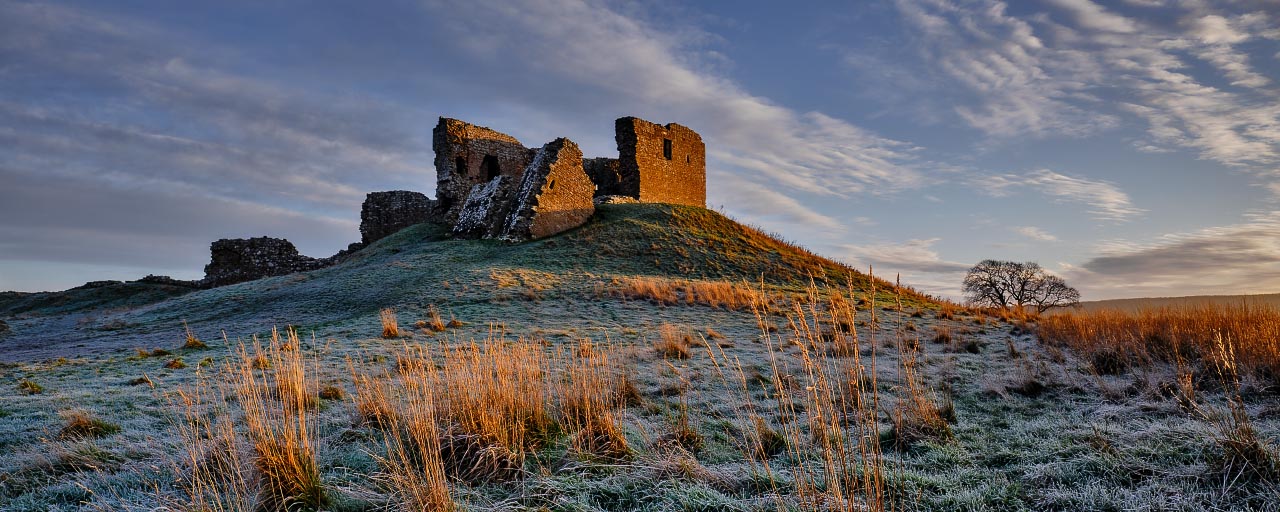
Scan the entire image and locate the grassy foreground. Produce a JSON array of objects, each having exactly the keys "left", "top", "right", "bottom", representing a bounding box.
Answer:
[{"left": 0, "top": 205, "right": 1277, "bottom": 510}]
